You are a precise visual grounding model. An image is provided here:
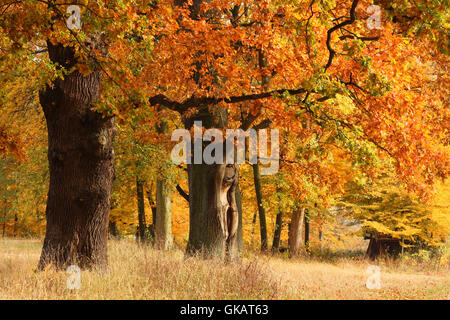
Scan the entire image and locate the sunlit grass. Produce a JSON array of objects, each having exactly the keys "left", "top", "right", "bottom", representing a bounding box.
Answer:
[{"left": 0, "top": 239, "right": 448, "bottom": 300}]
